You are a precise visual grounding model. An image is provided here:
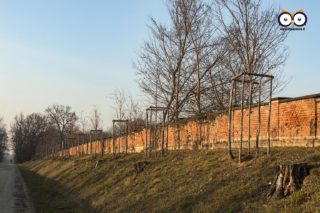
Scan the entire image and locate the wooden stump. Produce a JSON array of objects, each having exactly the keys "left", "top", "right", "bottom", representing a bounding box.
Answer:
[
  {"left": 95, "top": 159, "right": 104, "bottom": 168},
  {"left": 267, "top": 163, "right": 309, "bottom": 199},
  {"left": 134, "top": 161, "right": 150, "bottom": 174}
]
